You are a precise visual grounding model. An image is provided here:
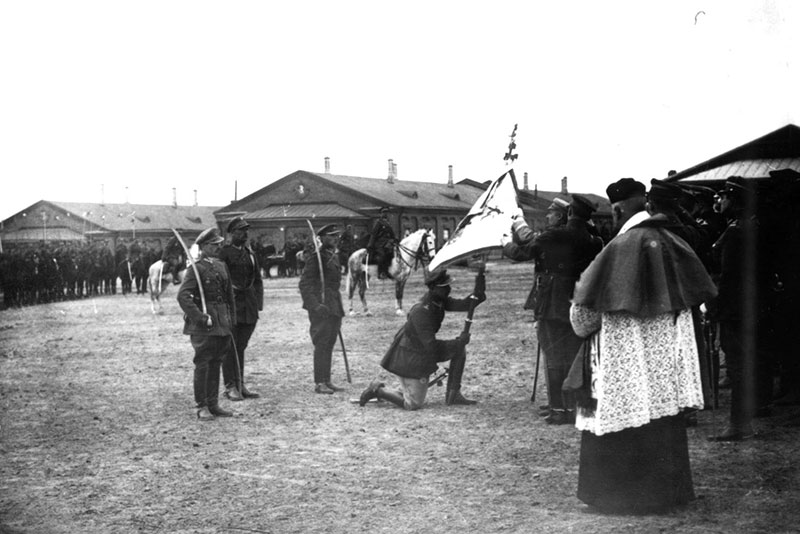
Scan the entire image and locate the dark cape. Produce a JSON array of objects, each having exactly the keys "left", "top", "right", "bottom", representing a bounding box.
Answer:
[
  {"left": 572, "top": 215, "right": 717, "bottom": 316},
  {"left": 572, "top": 215, "right": 716, "bottom": 514}
]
